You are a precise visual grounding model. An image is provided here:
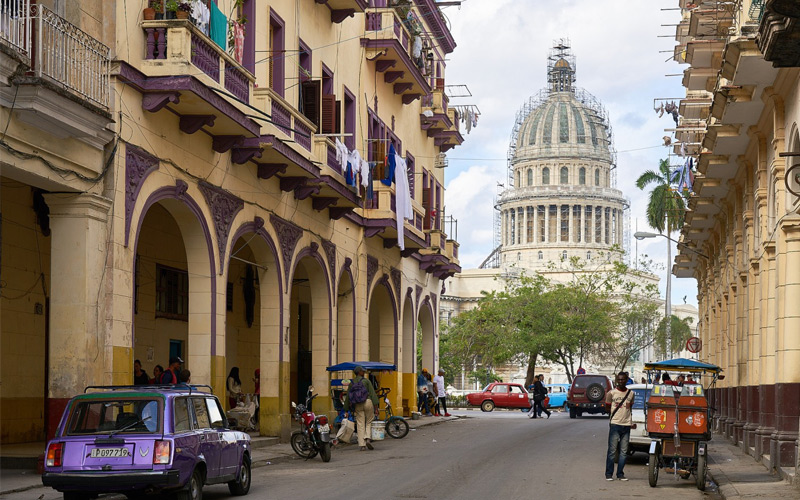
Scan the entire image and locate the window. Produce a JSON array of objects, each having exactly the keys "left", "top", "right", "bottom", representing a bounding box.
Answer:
[
  {"left": 560, "top": 166, "right": 568, "bottom": 184},
  {"left": 156, "top": 265, "right": 189, "bottom": 320},
  {"left": 543, "top": 106, "right": 555, "bottom": 144},
  {"left": 67, "top": 399, "right": 160, "bottom": 435},
  {"left": 587, "top": 251, "right": 592, "bottom": 260},
  {"left": 538, "top": 251, "right": 543, "bottom": 260},
  {"left": 559, "top": 103, "right": 569, "bottom": 143},
  {"left": 491, "top": 385, "right": 509, "bottom": 393},
  {"left": 269, "top": 10, "right": 285, "bottom": 97},
  {"left": 542, "top": 167, "right": 550, "bottom": 185},
  {"left": 206, "top": 398, "right": 226, "bottom": 429},
  {"left": 528, "top": 111, "right": 542, "bottom": 145},
  {"left": 595, "top": 169, "right": 600, "bottom": 186},
  {"left": 174, "top": 398, "right": 192, "bottom": 433},
  {"left": 192, "top": 398, "right": 211, "bottom": 429},
  {"left": 509, "top": 385, "right": 524, "bottom": 394},
  {"left": 517, "top": 252, "right": 521, "bottom": 261},
  {"left": 561, "top": 250, "right": 567, "bottom": 260},
  {"left": 579, "top": 167, "right": 586, "bottom": 185},
  {"left": 571, "top": 104, "right": 586, "bottom": 143},
  {"left": 527, "top": 168, "right": 533, "bottom": 186},
  {"left": 516, "top": 171, "right": 521, "bottom": 187}
]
